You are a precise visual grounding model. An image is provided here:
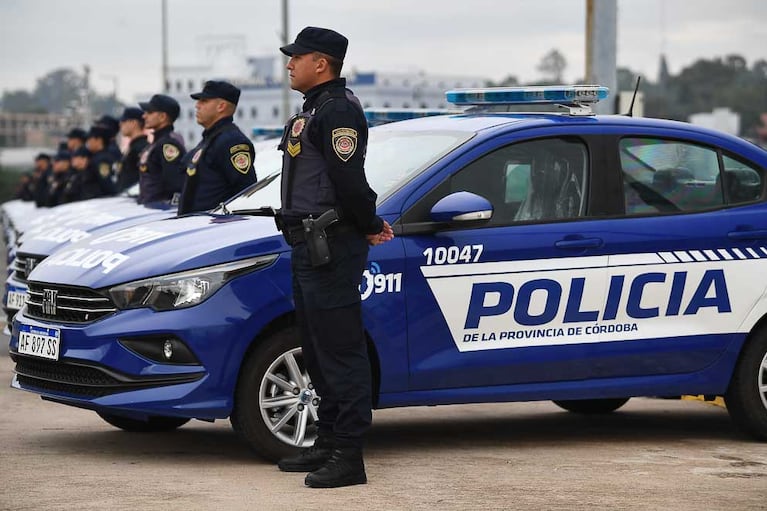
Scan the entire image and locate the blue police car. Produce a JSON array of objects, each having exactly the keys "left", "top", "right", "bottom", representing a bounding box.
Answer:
[{"left": 9, "top": 86, "right": 767, "bottom": 461}]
